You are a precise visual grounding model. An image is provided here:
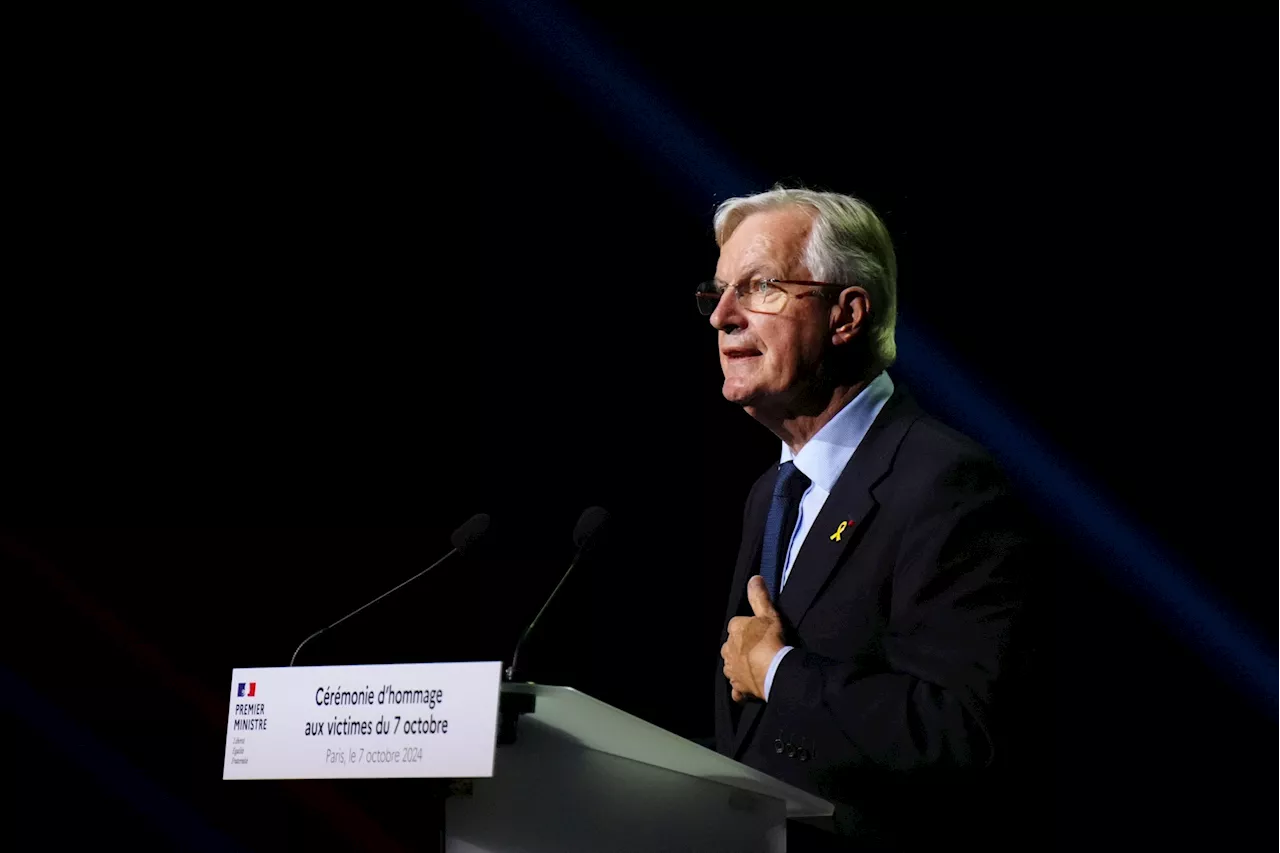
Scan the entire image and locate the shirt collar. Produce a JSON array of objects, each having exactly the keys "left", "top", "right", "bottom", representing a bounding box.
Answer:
[{"left": 780, "top": 371, "right": 895, "bottom": 493}]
